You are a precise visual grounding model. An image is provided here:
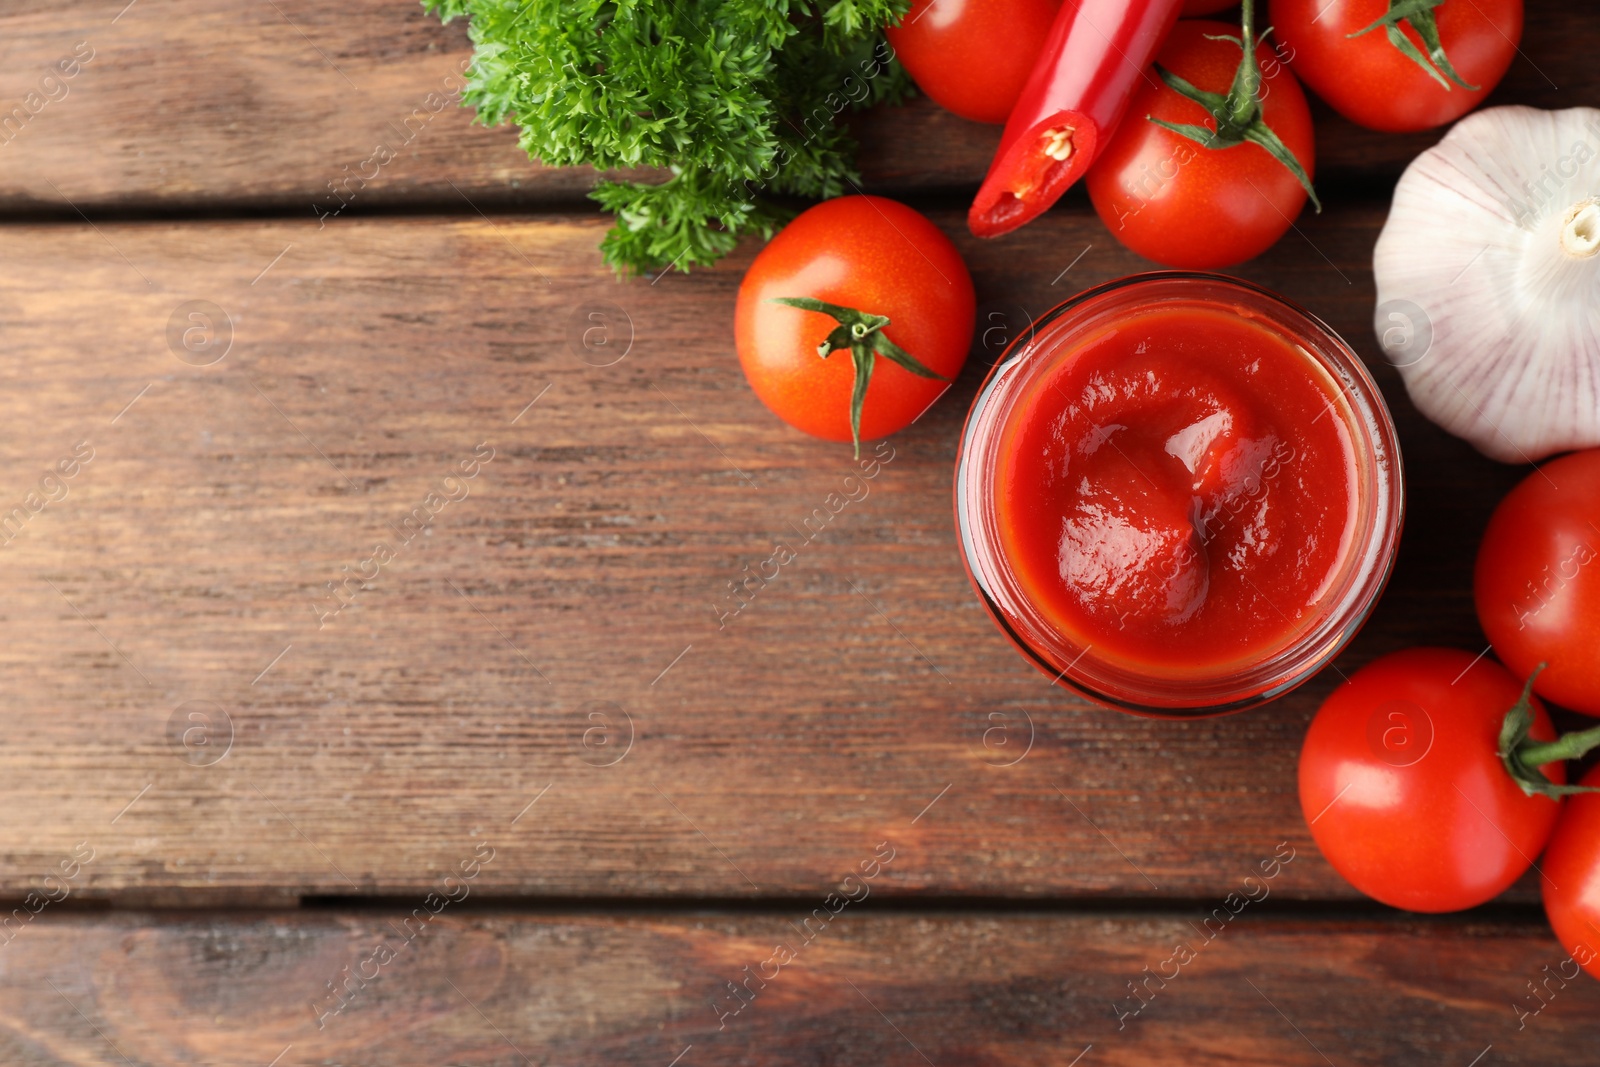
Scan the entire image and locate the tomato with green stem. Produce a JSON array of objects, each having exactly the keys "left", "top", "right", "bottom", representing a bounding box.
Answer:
[
  {"left": 1298, "top": 648, "right": 1600, "bottom": 913},
  {"left": 1086, "top": 13, "right": 1318, "bottom": 268},
  {"left": 887, "top": 0, "right": 1064, "bottom": 125},
  {"left": 1269, "top": 0, "right": 1522, "bottom": 132},
  {"left": 735, "top": 196, "right": 975, "bottom": 456}
]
